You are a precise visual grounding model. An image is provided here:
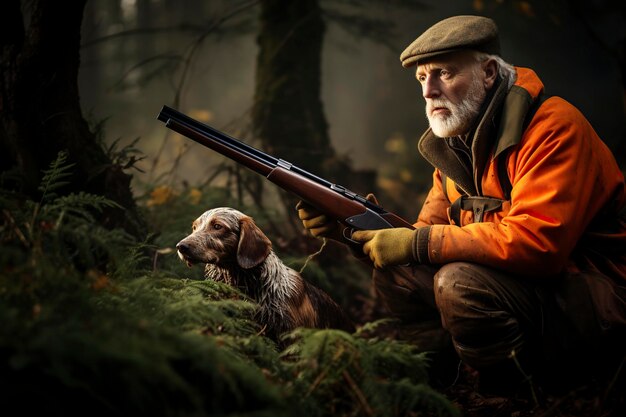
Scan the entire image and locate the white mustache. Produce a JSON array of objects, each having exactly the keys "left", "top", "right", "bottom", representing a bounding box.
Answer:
[{"left": 427, "top": 99, "right": 453, "bottom": 116}]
